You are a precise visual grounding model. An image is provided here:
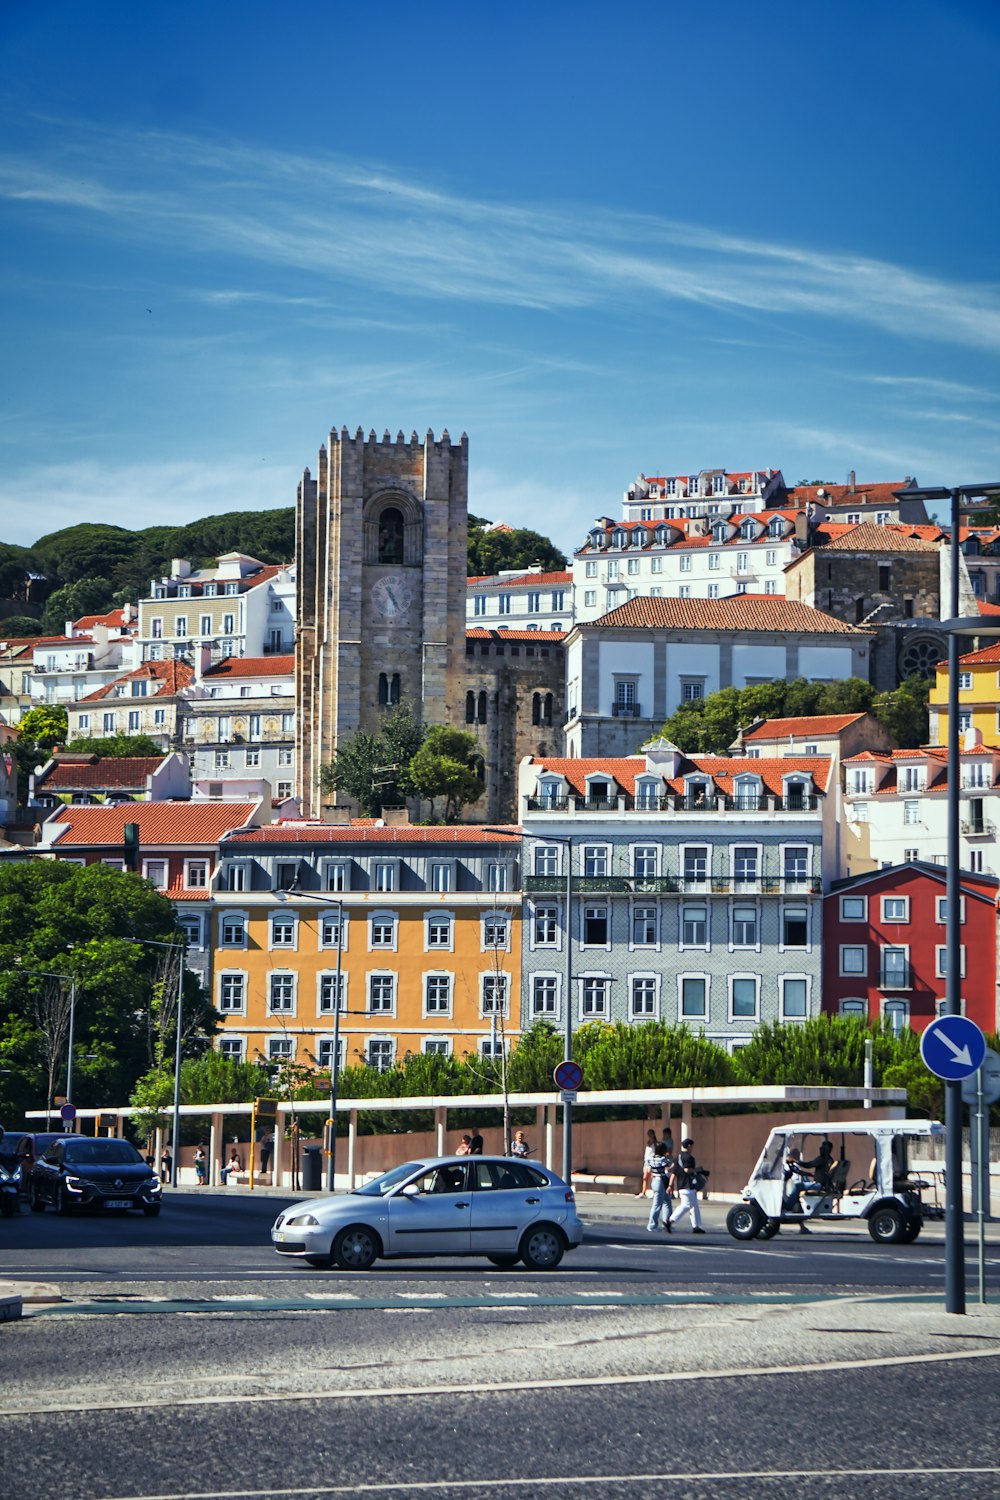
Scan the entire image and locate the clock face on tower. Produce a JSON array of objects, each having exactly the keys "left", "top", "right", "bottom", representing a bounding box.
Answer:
[{"left": 371, "top": 574, "right": 413, "bottom": 620}]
